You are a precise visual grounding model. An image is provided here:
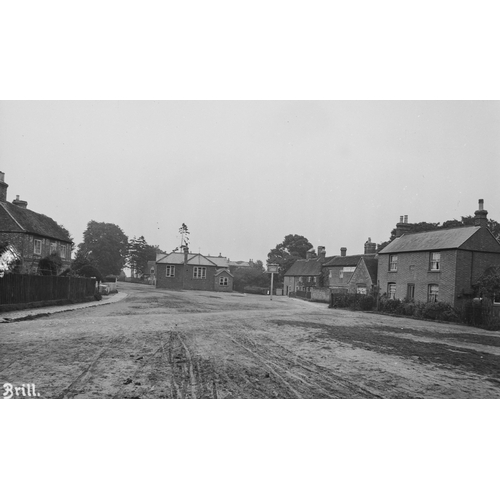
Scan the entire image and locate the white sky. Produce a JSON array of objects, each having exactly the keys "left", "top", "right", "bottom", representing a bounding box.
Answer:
[{"left": 1, "top": 100, "right": 499, "bottom": 261}]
